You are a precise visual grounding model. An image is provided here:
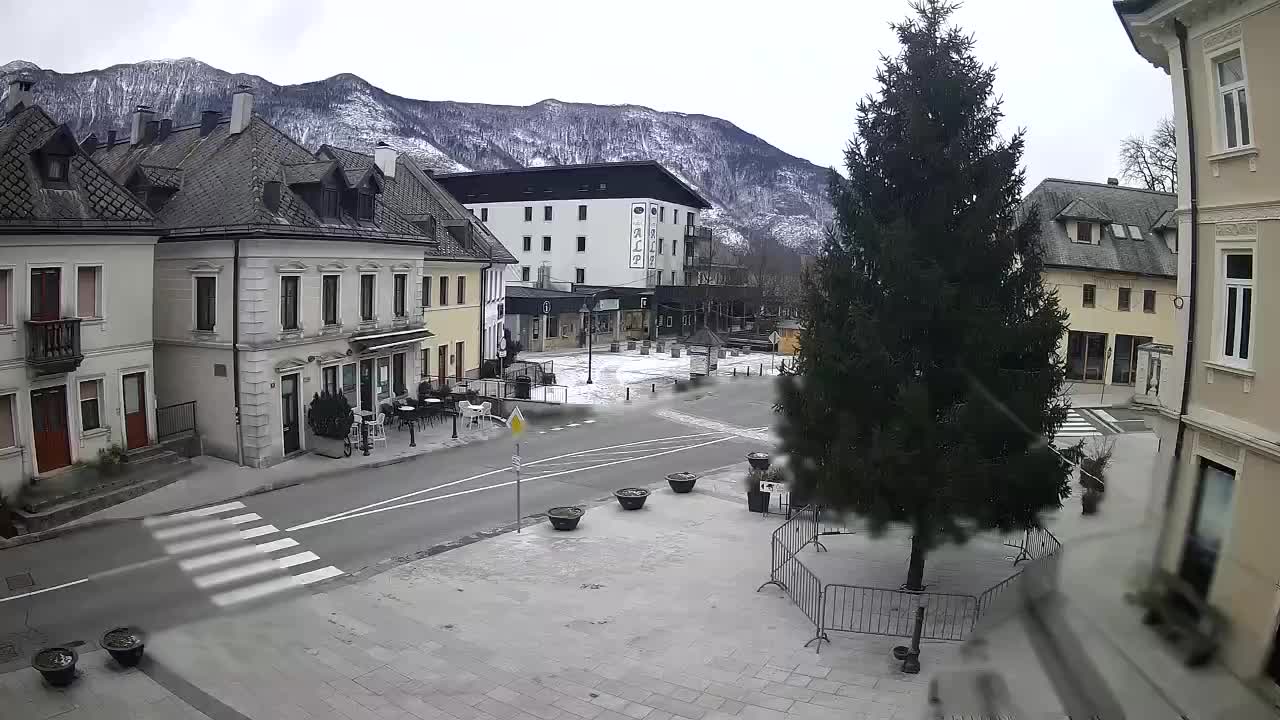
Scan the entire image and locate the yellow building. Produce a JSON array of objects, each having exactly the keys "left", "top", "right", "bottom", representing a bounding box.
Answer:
[
  {"left": 1120, "top": 0, "right": 1280, "bottom": 689},
  {"left": 1022, "top": 178, "right": 1178, "bottom": 387}
]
